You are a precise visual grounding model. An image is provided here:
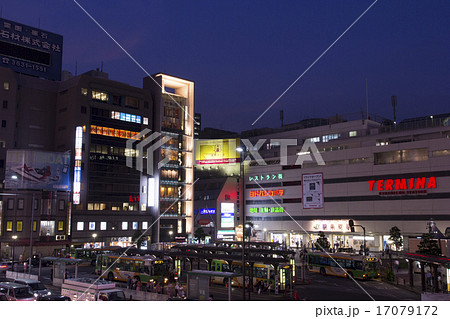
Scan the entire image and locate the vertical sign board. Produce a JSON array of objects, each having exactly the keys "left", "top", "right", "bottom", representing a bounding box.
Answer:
[
  {"left": 0, "top": 18, "right": 63, "bottom": 81},
  {"left": 73, "top": 127, "right": 83, "bottom": 204},
  {"left": 220, "top": 203, "right": 235, "bottom": 228},
  {"left": 302, "top": 173, "right": 324, "bottom": 209}
]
